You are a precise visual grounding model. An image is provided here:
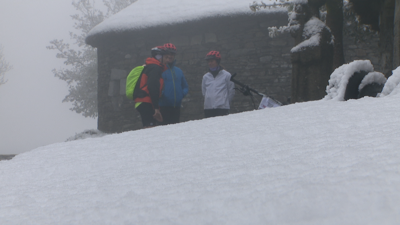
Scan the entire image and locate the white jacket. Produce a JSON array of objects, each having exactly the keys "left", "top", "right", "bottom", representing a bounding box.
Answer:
[{"left": 202, "top": 69, "right": 235, "bottom": 109}]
